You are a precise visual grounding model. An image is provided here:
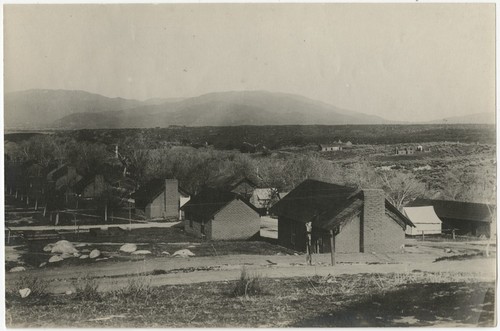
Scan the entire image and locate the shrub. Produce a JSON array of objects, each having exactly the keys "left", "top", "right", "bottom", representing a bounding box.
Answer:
[
  {"left": 110, "top": 277, "right": 158, "bottom": 304},
  {"left": 9, "top": 276, "right": 49, "bottom": 299},
  {"left": 74, "top": 276, "right": 101, "bottom": 301},
  {"left": 232, "top": 267, "right": 265, "bottom": 298}
]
